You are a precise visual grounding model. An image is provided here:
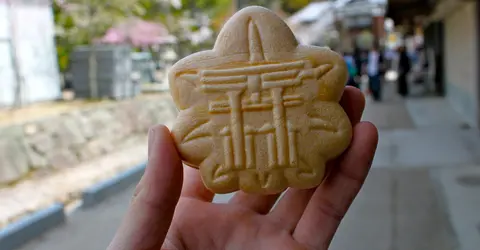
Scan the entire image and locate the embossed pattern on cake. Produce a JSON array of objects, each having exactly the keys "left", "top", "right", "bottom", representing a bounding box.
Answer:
[{"left": 169, "top": 6, "right": 352, "bottom": 194}]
